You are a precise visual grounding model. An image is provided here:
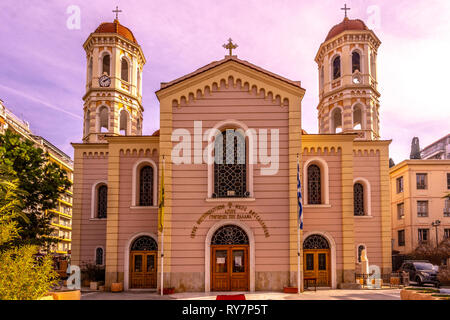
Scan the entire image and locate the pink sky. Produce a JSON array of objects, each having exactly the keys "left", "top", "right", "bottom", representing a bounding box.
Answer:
[{"left": 0, "top": 0, "right": 449, "bottom": 163}]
